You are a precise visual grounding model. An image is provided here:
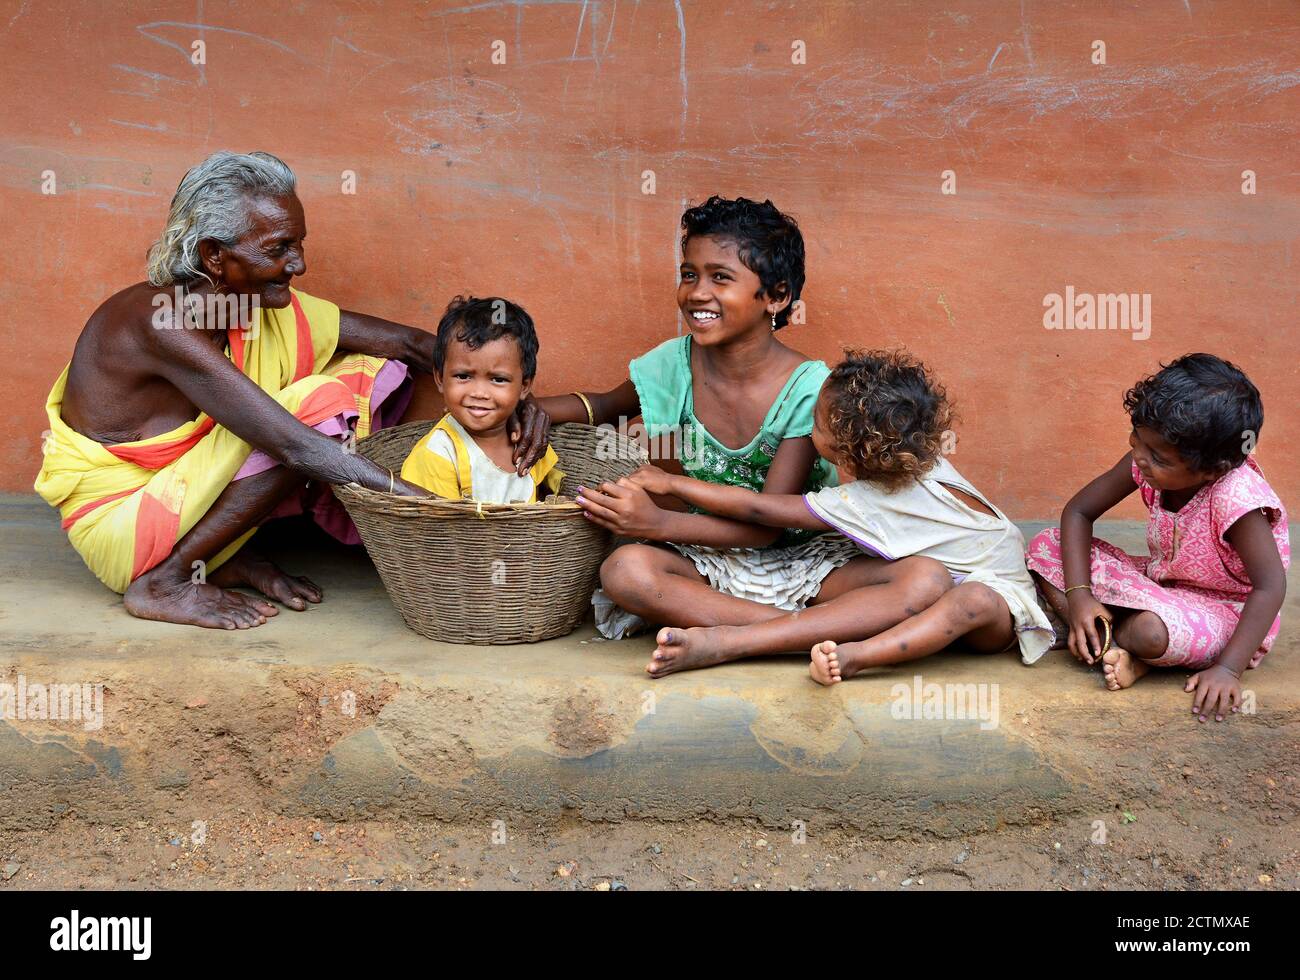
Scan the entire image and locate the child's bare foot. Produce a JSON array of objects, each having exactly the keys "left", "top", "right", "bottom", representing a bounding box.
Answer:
[
  {"left": 1101, "top": 646, "right": 1150, "bottom": 691},
  {"left": 646, "top": 626, "right": 744, "bottom": 678},
  {"left": 809, "top": 641, "right": 843, "bottom": 685}
]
